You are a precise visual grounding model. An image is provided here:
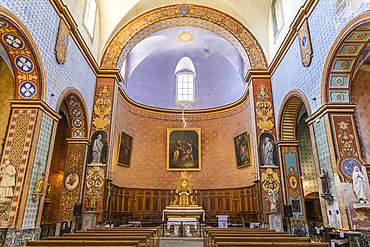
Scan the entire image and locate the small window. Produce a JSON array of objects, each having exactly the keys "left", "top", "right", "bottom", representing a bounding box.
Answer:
[
  {"left": 83, "top": 0, "right": 97, "bottom": 37},
  {"left": 272, "top": 0, "right": 284, "bottom": 40},
  {"left": 177, "top": 73, "right": 194, "bottom": 103}
]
